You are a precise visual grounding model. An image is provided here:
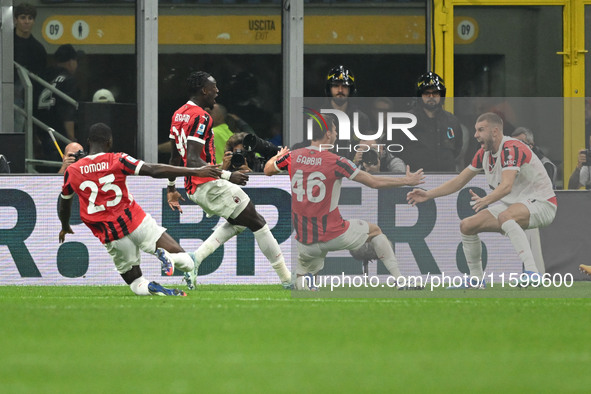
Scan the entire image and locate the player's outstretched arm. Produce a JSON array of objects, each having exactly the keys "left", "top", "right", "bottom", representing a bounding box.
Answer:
[
  {"left": 406, "top": 188, "right": 430, "bottom": 206},
  {"left": 407, "top": 167, "right": 477, "bottom": 206},
  {"left": 264, "top": 146, "right": 289, "bottom": 176},
  {"left": 139, "top": 162, "right": 221, "bottom": 179},
  {"left": 353, "top": 165, "right": 425, "bottom": 189},
  {"left": 469, "top": 169, "right": 517, "bottom": 212},
  {"left": 58, "top": 195, "right": 74, "bottom": 243}
]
